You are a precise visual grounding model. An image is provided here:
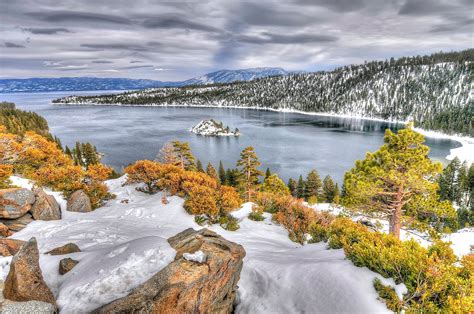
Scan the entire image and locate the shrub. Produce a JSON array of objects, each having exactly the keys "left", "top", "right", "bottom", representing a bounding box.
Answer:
[
  {"left": 219, "top": 214, "right": 240, "bottom": 231},
  {"left": 0, "top": 164, "right": 13, "bottom": 188},
  {"left": 184, "top": 184, "right": 219, "bottom": 220},
  {"left": 248, "top": 211, "right": 265, "bottom": 221},
  {"left": 125, "top": 160, "right": 163, "bottom": 193},
  {"left": 373, "top": 278, "right": 403, "bottom": 312},
  {"left": 217, "top": 185, "right": 241, "bottom": 215},
  {"left": 273, "top": 197, "right": 316, "bottom": 244},
  {"left": 194, "top": 215, "right": 208, "bottom": 226},
  {"left": 308, "top": 211, "right": 334, "bottom": 243}
]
